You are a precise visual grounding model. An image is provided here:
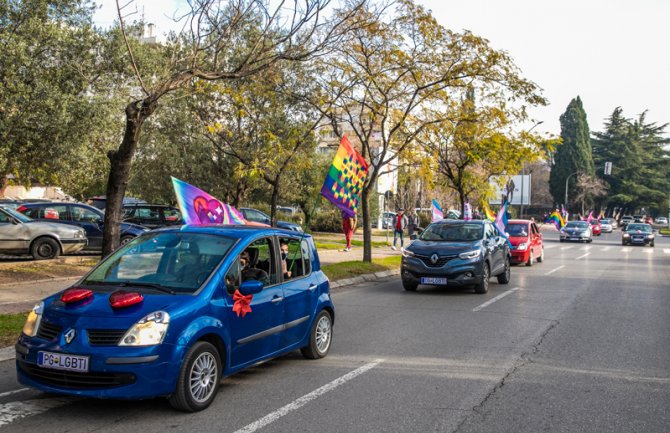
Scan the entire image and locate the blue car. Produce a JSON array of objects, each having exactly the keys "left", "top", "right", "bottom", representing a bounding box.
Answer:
[
  {"left": 17, "top": 202, "right": 148, "bottom": 251},
  {"left": 16, "top": 225, "right": 334, "bottom": 411}
]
